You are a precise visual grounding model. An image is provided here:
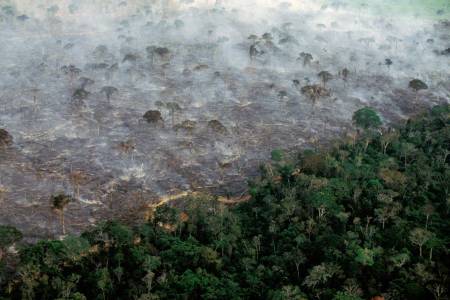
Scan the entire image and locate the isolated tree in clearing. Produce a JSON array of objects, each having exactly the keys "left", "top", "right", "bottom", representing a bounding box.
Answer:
[
  {"left": 51, "top": 194, "right": 73, "bottom": 235},
  {"left": 409, "top": 79, "right": 428, "bottom": 100}
]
